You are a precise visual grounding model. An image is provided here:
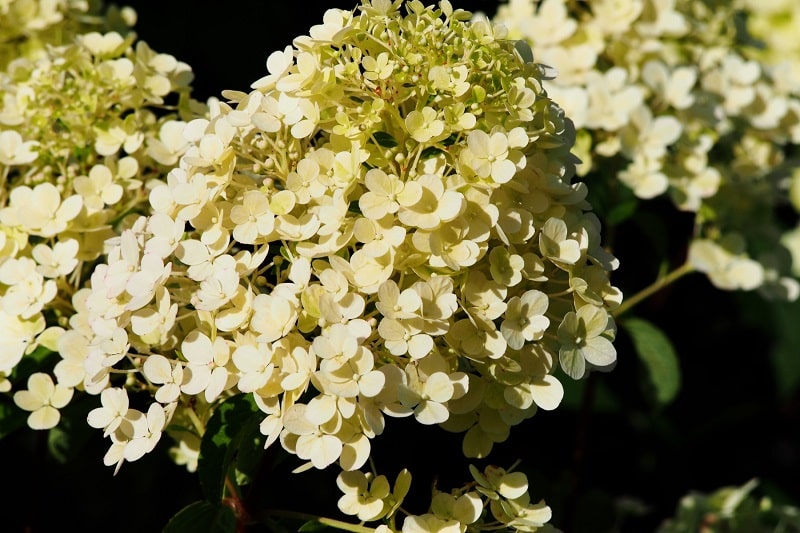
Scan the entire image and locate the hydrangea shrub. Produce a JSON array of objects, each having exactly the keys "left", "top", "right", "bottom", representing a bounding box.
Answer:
[{"left": 2, "top": 0, "right": 799, "bottom": 531}]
